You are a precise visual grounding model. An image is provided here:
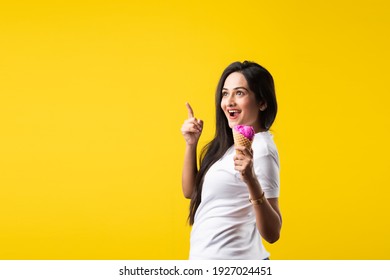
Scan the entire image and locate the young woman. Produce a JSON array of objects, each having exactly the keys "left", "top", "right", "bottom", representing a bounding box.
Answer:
[{"left": 181, "top": 61, "right": 282, "bottom": 260}]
